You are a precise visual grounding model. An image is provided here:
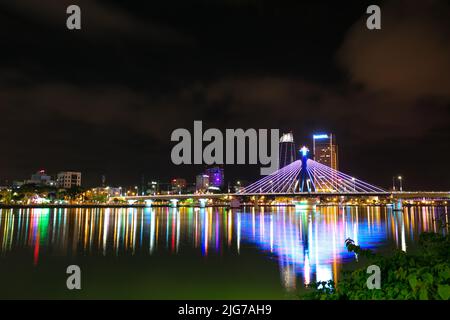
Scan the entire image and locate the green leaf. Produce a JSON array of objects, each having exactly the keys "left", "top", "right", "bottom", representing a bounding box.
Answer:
[
  {"left": 438, "top": 269, "right": 450, "bottom": 281},
  {"left": 437, "top": 285, "right": 450, "bottom": 300},
  {"left": 422, "top": 273, "right": 433, "bottom": 285},
  {"left": 408, "top": 275, "right": 418, "bottom": 290},
  {"left": 419, "top": 287, "right": 428, "bottom": 300}
]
